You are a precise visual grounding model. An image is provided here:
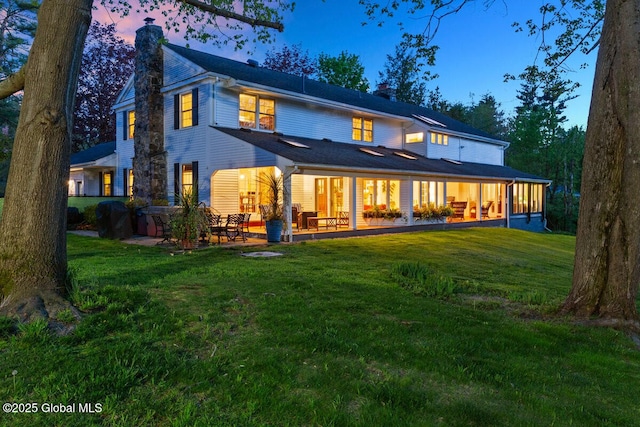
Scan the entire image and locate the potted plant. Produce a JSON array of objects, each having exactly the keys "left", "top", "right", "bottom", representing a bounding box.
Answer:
[
  {"left": 171, "top": 188, "right": 207, "bottom": 249},
  {"left": 259, "top": 171, "right": 285, "bottom": 243}
]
